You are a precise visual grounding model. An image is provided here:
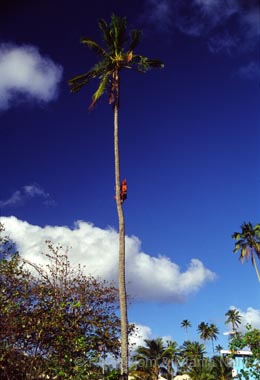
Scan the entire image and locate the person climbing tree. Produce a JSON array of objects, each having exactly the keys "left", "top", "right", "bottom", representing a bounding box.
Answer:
[{"left": 120, "top": 179, "right": 127, "bottom": 204}]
